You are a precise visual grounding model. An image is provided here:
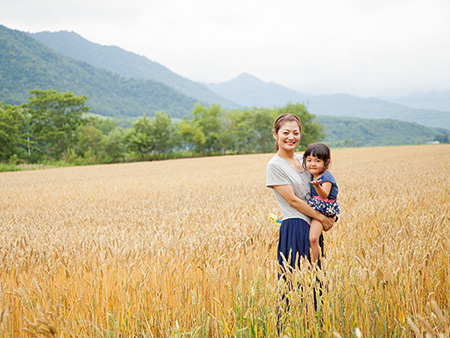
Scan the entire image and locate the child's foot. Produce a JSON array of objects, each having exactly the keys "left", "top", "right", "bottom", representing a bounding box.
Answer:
[{"left": 268, "top": 213, "right": 282, "bottom": 225}]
